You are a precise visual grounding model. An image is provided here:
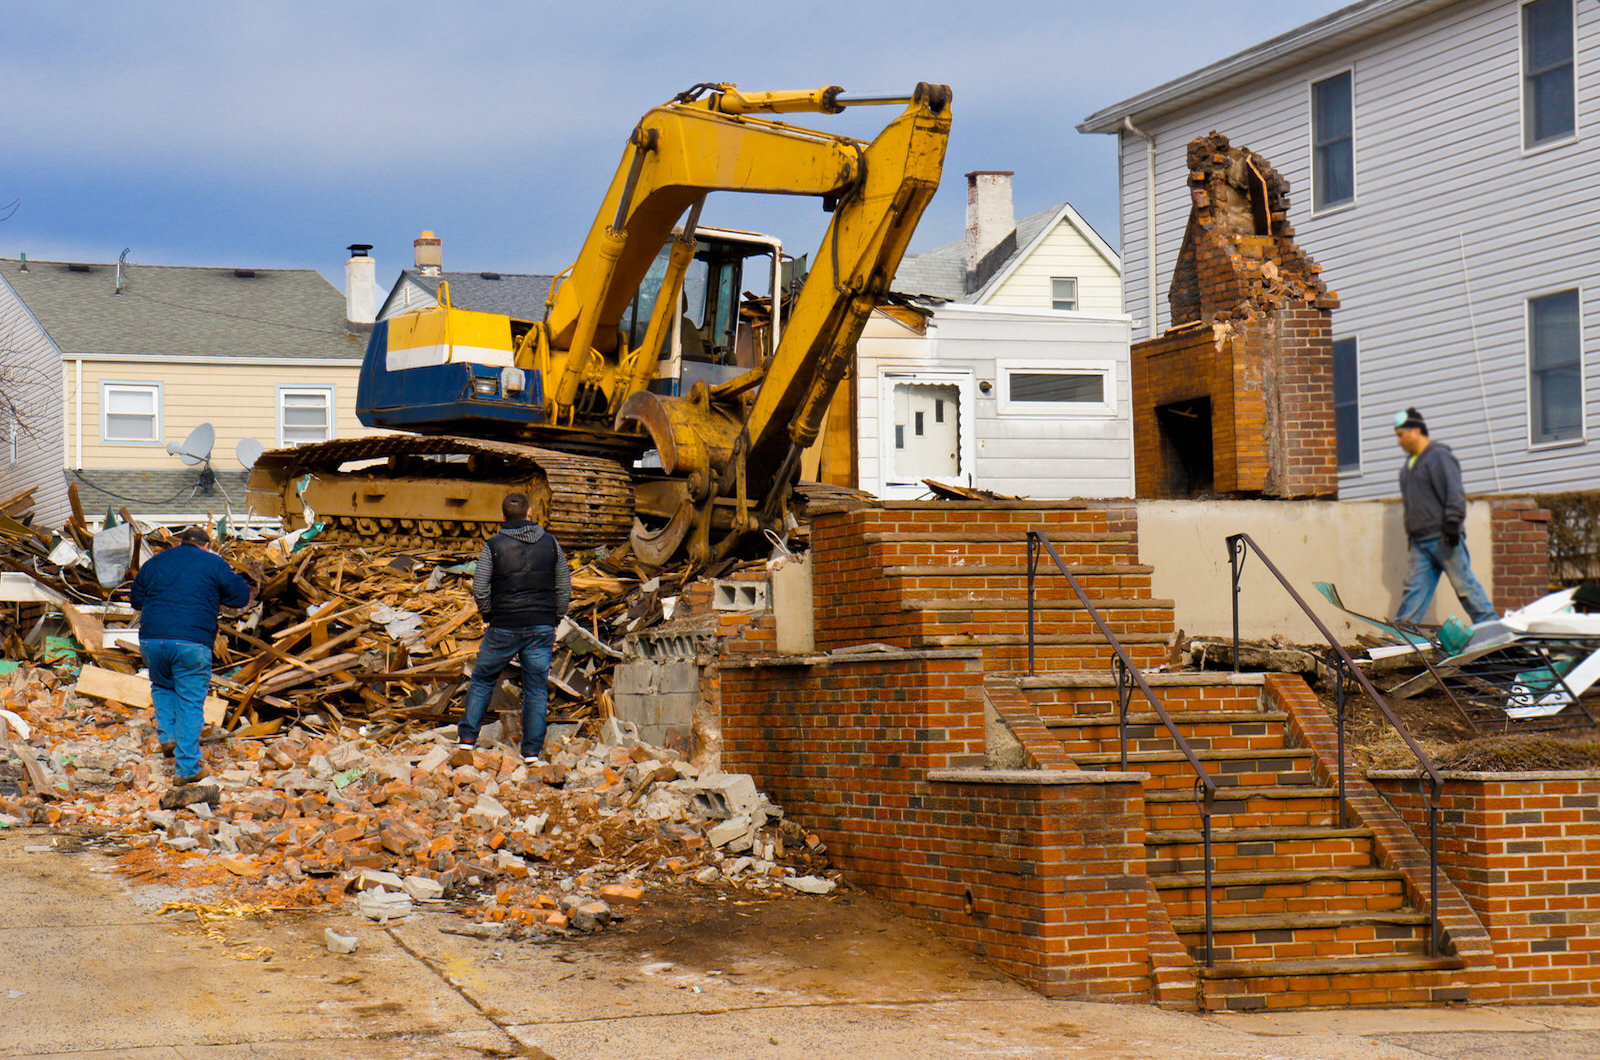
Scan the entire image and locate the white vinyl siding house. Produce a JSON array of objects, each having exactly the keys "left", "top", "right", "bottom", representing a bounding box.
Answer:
[
  {"left": 856, "top": 306, "right": 1133, "bottom": 499},
  {"left": 1081, "top": 0, "right": 1600, "bottom": 498},
  {"left": 0, "top": 277, "right": 69, "bottom": 524}
]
